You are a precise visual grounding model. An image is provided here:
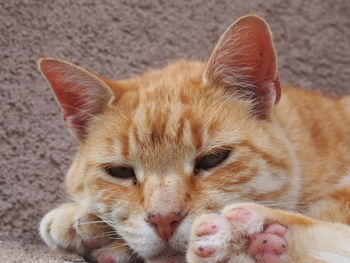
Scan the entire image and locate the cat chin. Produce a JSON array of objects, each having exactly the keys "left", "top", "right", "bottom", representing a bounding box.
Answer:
[
  {"left": 139, "top": 240, "right": 187, "bottom": 263},
  {"left": 143, "top": 222, "right": 191, "bottom": 263},
  {"left": 128, "top": 215, "right": 192, "bottom": 261},
  {"left": 169, "top": 216, "right": 193, "bottom": 250}
]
